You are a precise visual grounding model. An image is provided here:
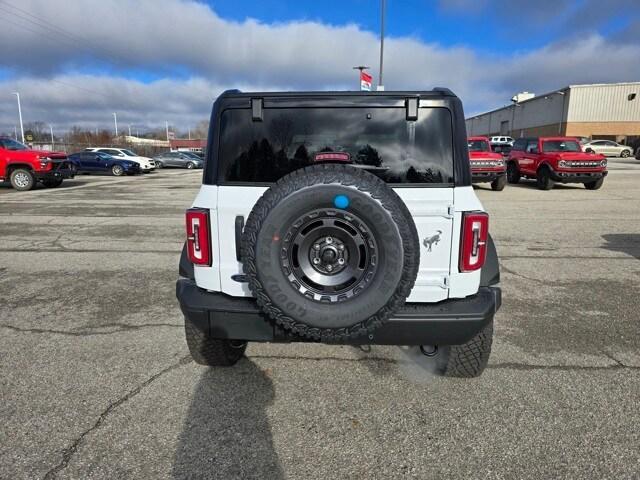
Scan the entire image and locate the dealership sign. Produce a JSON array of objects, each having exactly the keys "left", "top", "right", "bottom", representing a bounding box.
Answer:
[{"left": 360, "top": 71, "right": 373, "bottom": 91}]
